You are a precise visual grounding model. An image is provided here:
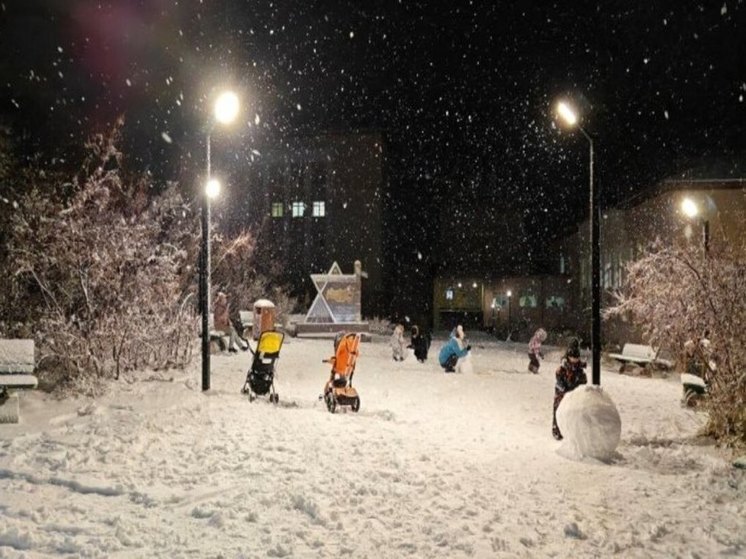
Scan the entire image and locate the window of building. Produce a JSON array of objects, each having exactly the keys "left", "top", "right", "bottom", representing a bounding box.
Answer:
[
  {"left": 291, "top": 201, "right": 305, "bottom": 217},
  {"left": 445, "top": 288, "right": 454, "bottom": 300},
  {"left": 312, "top": 200, "right": 326, "bottom": 217},
  {"left": 271, "top": 202, "right": 284, "bottom": 218},
  {"left": 604, "top": 260, "right": 613, "bottom": 289},
  {"left": 546, "top": 296, "right": 566, "bottom": 309},
  {"left": 519, "top": 292, "right": 538, "bottom": 308}
]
